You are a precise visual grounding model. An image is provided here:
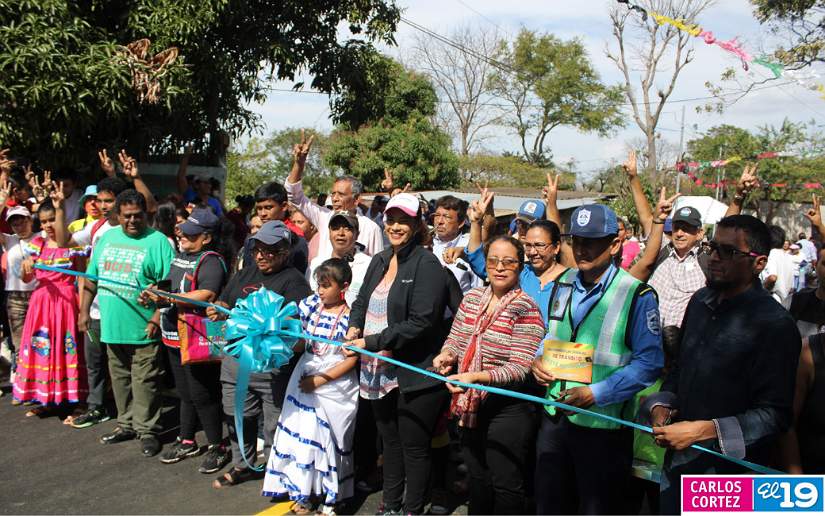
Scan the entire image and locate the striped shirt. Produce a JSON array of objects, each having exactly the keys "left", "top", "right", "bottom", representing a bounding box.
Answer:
[
  {"left": 649, "top": 245, "right": 706, "bottom": 328},
  {"left": 443, "top": 287, "right": 546, "bottom": 386},
  {"left": 298, "top": 294, "right": 350, "bottom": 356}
]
